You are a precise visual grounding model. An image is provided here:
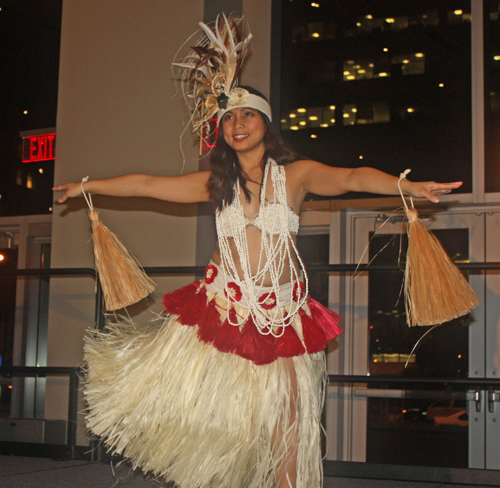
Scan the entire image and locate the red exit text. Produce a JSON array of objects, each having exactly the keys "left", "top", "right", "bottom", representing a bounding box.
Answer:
[{"left": 22, "top": 133, "right": 56, "bottom": 163}]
